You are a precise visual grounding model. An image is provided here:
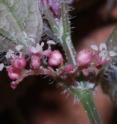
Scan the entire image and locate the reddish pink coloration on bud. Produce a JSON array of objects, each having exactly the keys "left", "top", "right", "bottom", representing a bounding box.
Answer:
[
  {"left": 7, "top": 66, "right": 21, "bottom": 80},
  {"left": 64, "top": 64, "right": 74, "bottom": 74},
  {"left": 95, "top": 55, "right": 110, "bottom": 69},
  {"left": 8, "top": 73, "right": 20, "bottom": 80},
  {"left": 48, "top": 50, "right": 63, "bottom": 67},
  {"left": 31, "top": 55, "right": 41, "bottom": 69},
  {"left": 12, "top": 57, "right": 26, "bottom": 70},
  {"left": 77, "top": 49, "right": 93, "bottom": 67}
]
